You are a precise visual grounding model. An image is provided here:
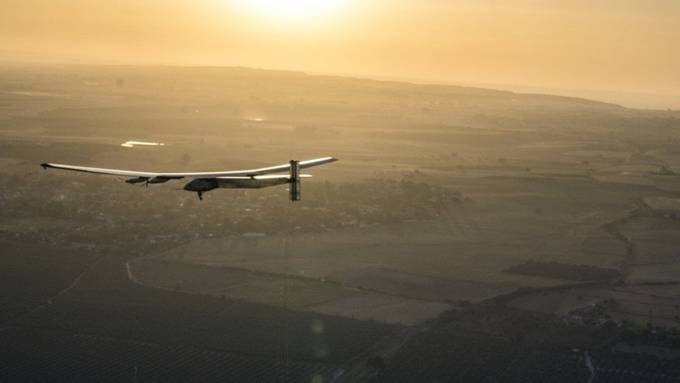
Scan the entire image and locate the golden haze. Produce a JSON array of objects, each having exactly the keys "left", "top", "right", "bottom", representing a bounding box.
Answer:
[{"left": 1, "top": 0, "right": 679, "bottom": 108}]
